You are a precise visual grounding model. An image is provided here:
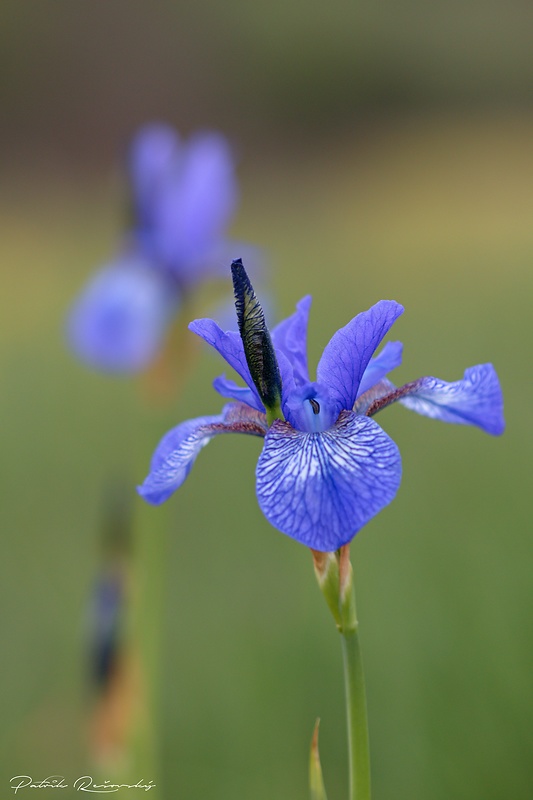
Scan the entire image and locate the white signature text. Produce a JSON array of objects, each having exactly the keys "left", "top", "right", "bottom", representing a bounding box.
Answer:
[{"left": 10, "top": 776, "right": 156, "bottom": 794}]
